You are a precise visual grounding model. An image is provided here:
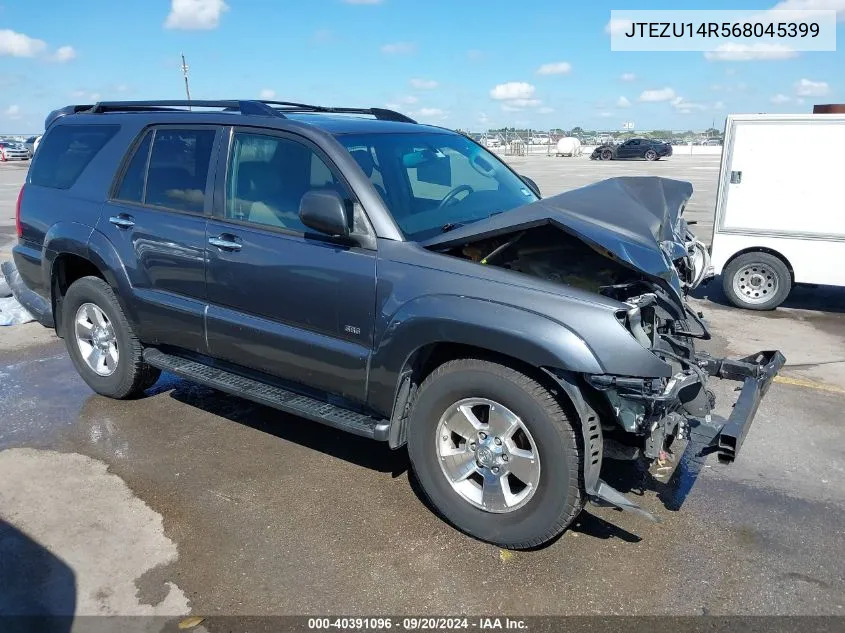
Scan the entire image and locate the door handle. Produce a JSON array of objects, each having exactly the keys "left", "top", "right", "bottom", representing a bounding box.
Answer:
[
  {"left": 730, "top": 170, "right": 742, "bottom": 184},
  {"left": 208, "top": 236, "right": 242, "bottom": 251},
  {"left": 109, "top": 215, "right": 135, "bottom": 229}
]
